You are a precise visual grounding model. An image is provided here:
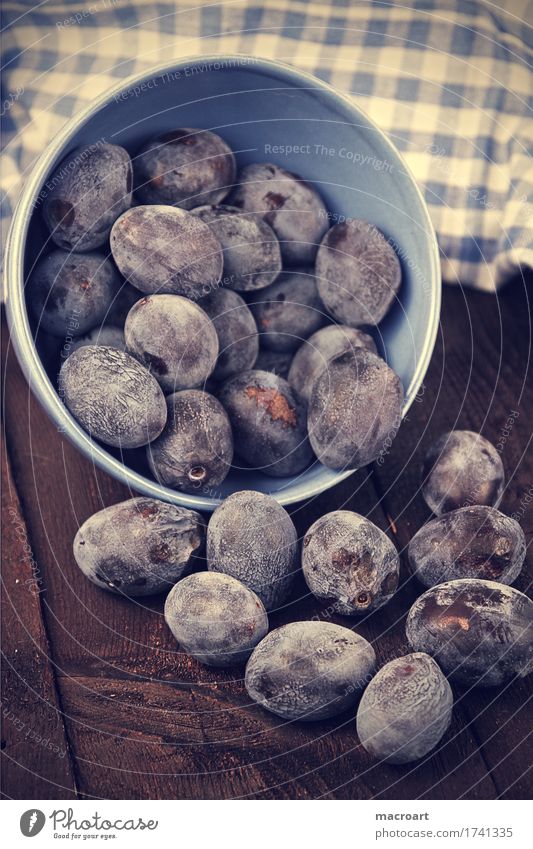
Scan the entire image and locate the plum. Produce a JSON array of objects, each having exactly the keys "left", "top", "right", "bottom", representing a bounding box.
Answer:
[
  {"left": 408, "top": 505, "right": 526, "bottom": 588},
  {"left": 356, "top": 653, "right": 453, "bottom": 763},
  {"left": 307, "top": 348, "right": 403, "bottom": 469},
  {"left": 315, "top": 219, "right": 401, "bottom": 326},
  {"left": 134, "top": 128, "right": 235, "bottom": 208},
  {"left": 68, "top": 325, "right": 125, "bottom": 357},
  {"left": 73, "top": 497, "right": 205, "bottom": 596},
  {"left": 302, "top": 510, "right": 400, "bottom": 615},
  {"left": 147, "top": 390, "right": 233, "bottom": 494},
  {"left": 192, "top": 204, "right": 282, "bottom": 290},
  {"left": 249, "top": 268, "right": 327, "bottom": 353},
  {"left": 245, "top": 621, "right": 376, "bottom": 721},
  {"left": 219, "top": 369, "right": 314, "bottom": 477},
  {"left": 43, "top": 142, "right": 132, "bottom": 251},
  {"left": 164, "top": 572, "right": 268, "bottom": 667},
  {"left": 58, "top": 345, "right": 167, "bottom": 448},
  {"left": 230, "top": 163, "right": 329, "bottom": 265},
  {"left": 28, "top": 250, "right": 120, "bottom": 337},
  {"left": 421, "top": 430, "right": 505, "bottom": 516},
  {"left": 288, "top": 324, "right": 378, "bottom": 403},
  {"left": 406, "top": 578, "right": 533, "bottom": 686},
  {"left": 207, "top": 490, "right": 298, "bottom": 610},
  {"left": 198, "top": 288, "right": 258, "bottom": 381},
  {"left": 110, "top": 205, "right": 223, "bottom": 298},
  {"left": 124, "top": 294, "right": 218, "bottom": 392}
]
